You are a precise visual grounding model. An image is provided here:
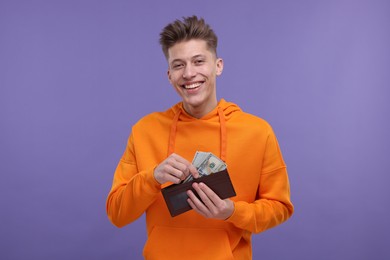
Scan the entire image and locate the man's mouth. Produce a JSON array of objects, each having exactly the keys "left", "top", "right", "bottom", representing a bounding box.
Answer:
[{"left": 182, "top": 82, "right": 203, "bottom": 89}]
